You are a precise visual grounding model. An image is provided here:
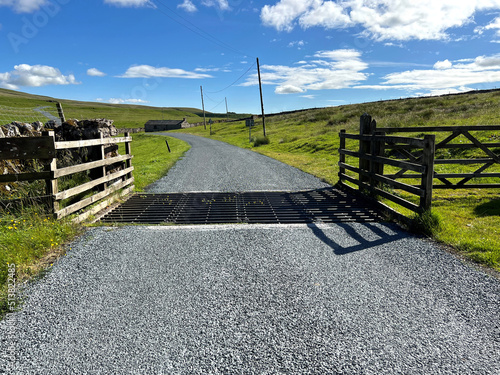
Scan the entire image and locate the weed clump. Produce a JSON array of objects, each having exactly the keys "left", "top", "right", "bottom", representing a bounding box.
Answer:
[
  {"left": 410, "top": 210, "right": 442, "bottom": 237},
  {"left": 252, "top": 135, "right": 270, "bottom": 147}
]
